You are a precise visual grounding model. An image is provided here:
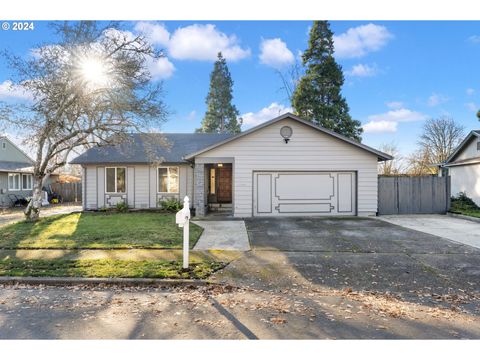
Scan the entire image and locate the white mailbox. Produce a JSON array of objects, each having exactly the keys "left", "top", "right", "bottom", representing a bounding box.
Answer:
[{"left": 175, "top": 196, "right": 191, "bottom": 269}]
